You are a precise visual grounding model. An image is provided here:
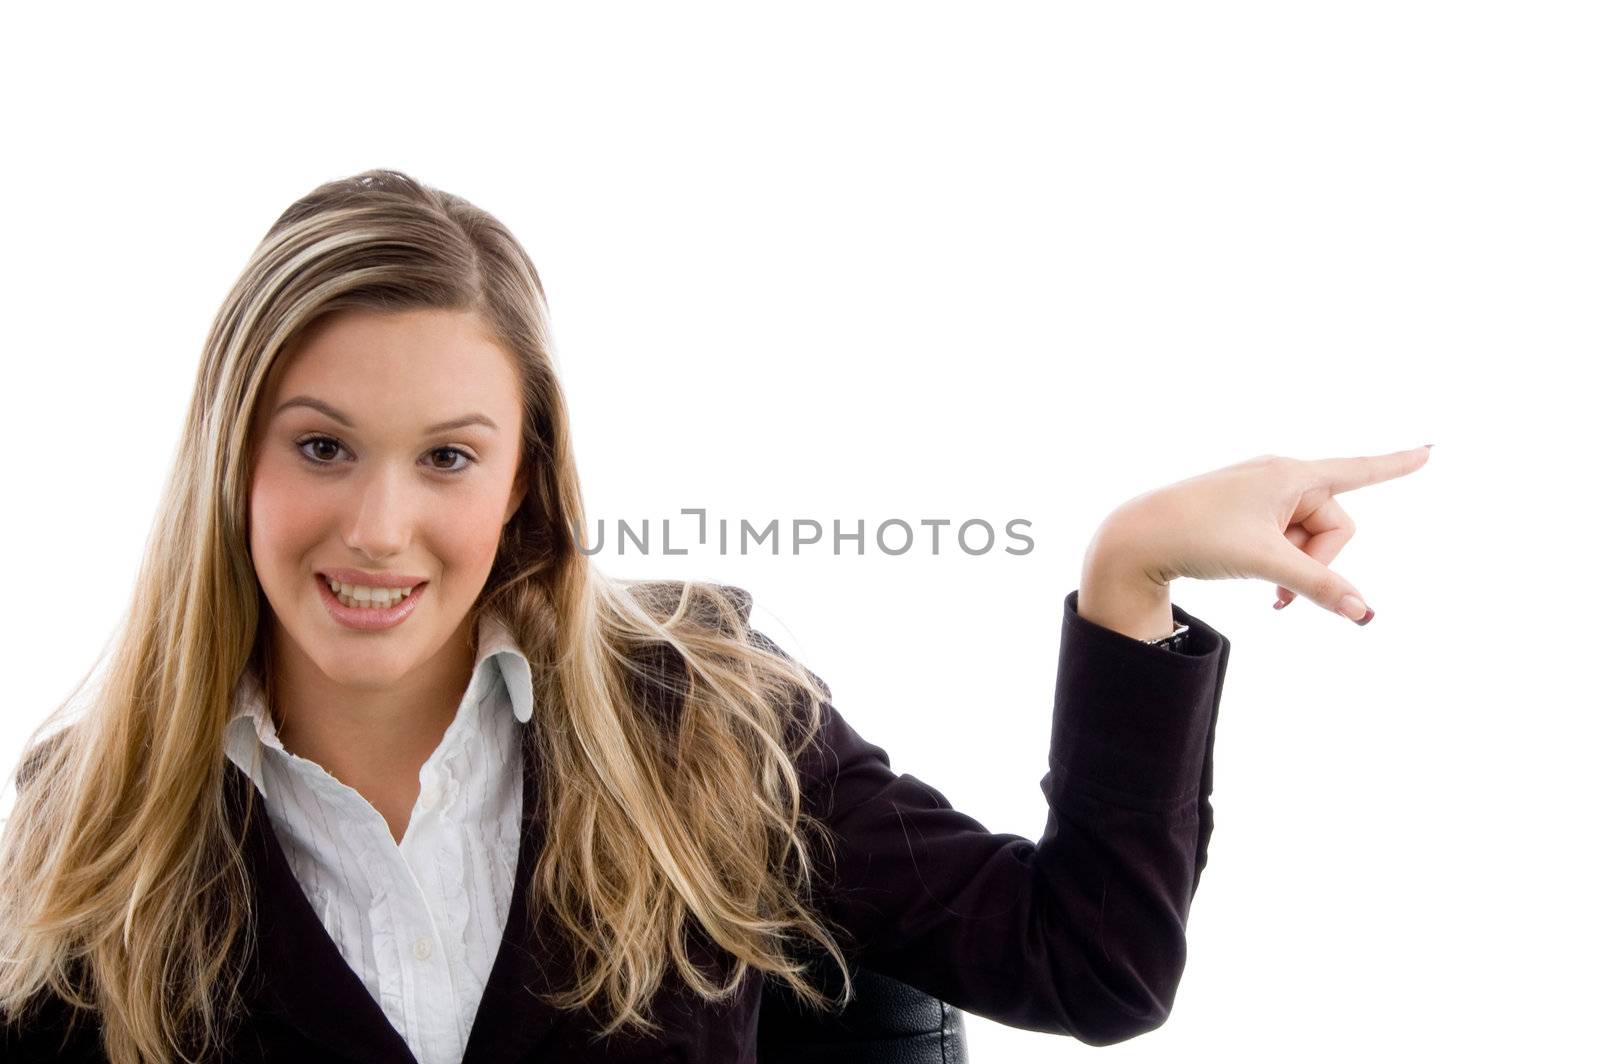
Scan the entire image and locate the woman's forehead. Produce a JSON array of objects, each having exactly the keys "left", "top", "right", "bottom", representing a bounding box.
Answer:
[{"left": 264, "top": 309, "right": 519, "bottom": 420}]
